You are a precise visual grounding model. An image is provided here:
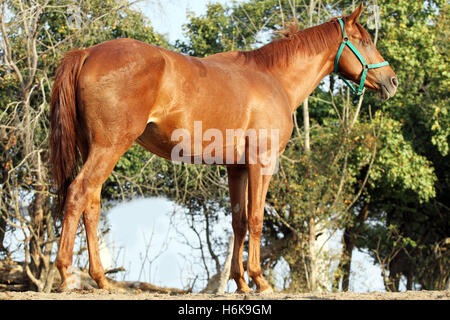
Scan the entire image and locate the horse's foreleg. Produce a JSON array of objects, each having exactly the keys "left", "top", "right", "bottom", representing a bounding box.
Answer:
[
  {"left": 227, "top": 166, "right": 251, "bottom": 293},
  {"left": 247, "top": 164, "right": 273, "bottom": 293}
]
